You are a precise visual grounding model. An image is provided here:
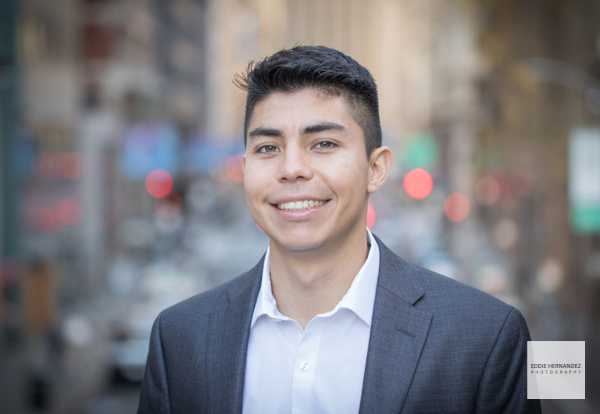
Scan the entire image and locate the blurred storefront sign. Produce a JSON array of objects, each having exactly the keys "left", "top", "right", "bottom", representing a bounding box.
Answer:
[
  {"left": 403, "top": 132, "right": 440, "bottom": 171},
  {"left": 569, "top": 127, "right": 600, "bottom": 234}
]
